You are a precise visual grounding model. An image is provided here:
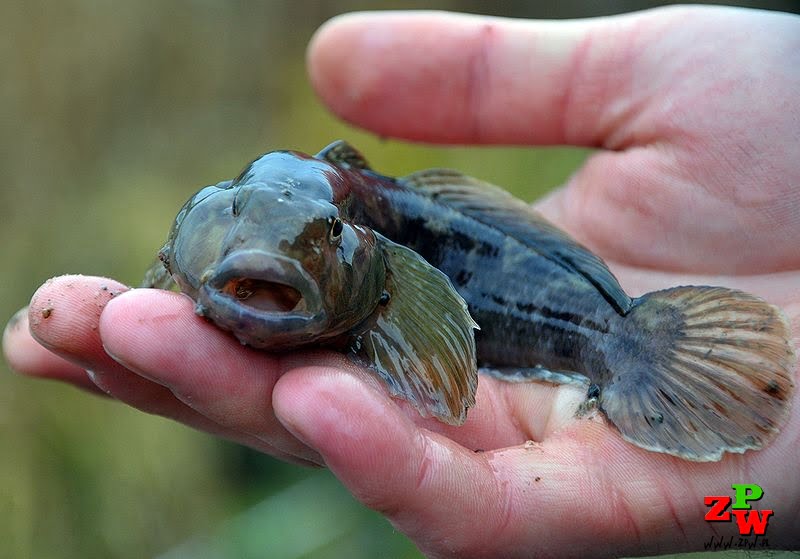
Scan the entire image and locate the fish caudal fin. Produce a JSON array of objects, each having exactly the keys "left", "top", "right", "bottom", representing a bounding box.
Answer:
[{"left": 600, "top": 286, "right": 795, "bottom": 461}]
